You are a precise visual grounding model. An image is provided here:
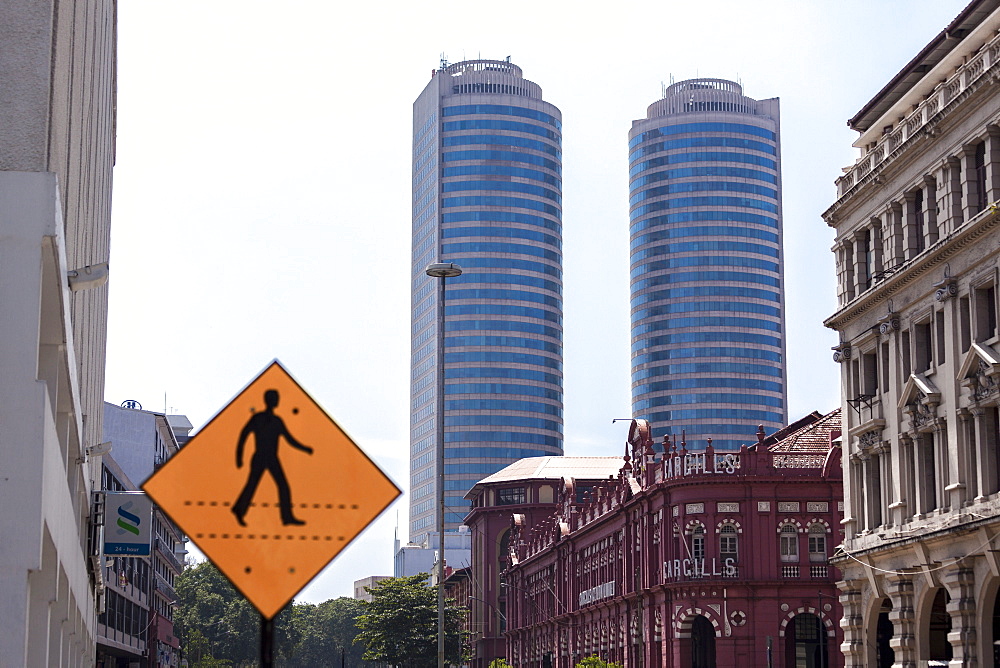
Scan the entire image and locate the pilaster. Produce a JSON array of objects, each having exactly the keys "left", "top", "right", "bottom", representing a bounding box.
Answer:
[
  {"left": 885, "top": 572, "right": 917, "bottom": 668},
  {"left": 942, "top": 564, "right": 977, "bottom": 667},
  {"left": 837, "top": 579, "right": 866, "bottom": 668}
]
